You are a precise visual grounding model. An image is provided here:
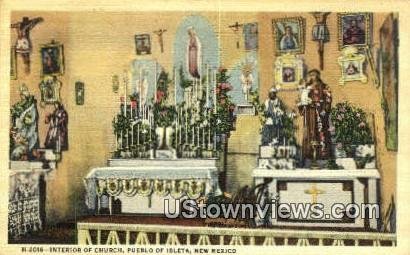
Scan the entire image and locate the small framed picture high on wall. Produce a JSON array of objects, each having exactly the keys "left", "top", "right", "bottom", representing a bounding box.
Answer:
[
  {"left": 135, "top": 34, "right": 151, "bottom": 55},
  {"left": 40, "top": 41, "right": 64, "bottom": 76},
  {"left": 272, "top": 17, "right": 305, "bottom": 55},
  {"left": 338, "top": 12, "right": 372, "bottom": 49},
  {"left": 10, "top": 47, "right": 17, "bottom": 80}
]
